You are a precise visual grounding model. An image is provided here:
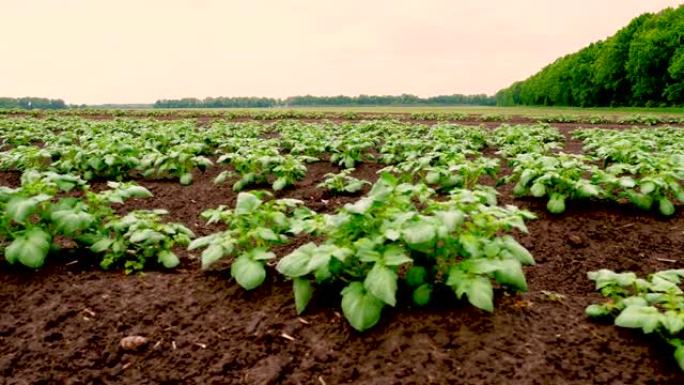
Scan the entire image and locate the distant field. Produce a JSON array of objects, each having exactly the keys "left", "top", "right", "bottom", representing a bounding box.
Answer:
[
  {"left": 5, "top": 105, "right": 684, "bottom": 123},
  {"left": 145, "top": 105, "right": 684, "bottom": 117}
]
